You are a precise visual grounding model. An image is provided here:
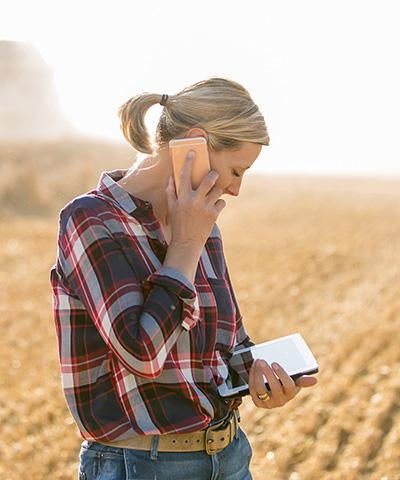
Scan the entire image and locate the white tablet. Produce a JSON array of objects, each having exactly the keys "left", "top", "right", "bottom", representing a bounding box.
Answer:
[{"left": 218, "top": 333, "right": 319, "bottom": 398}]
